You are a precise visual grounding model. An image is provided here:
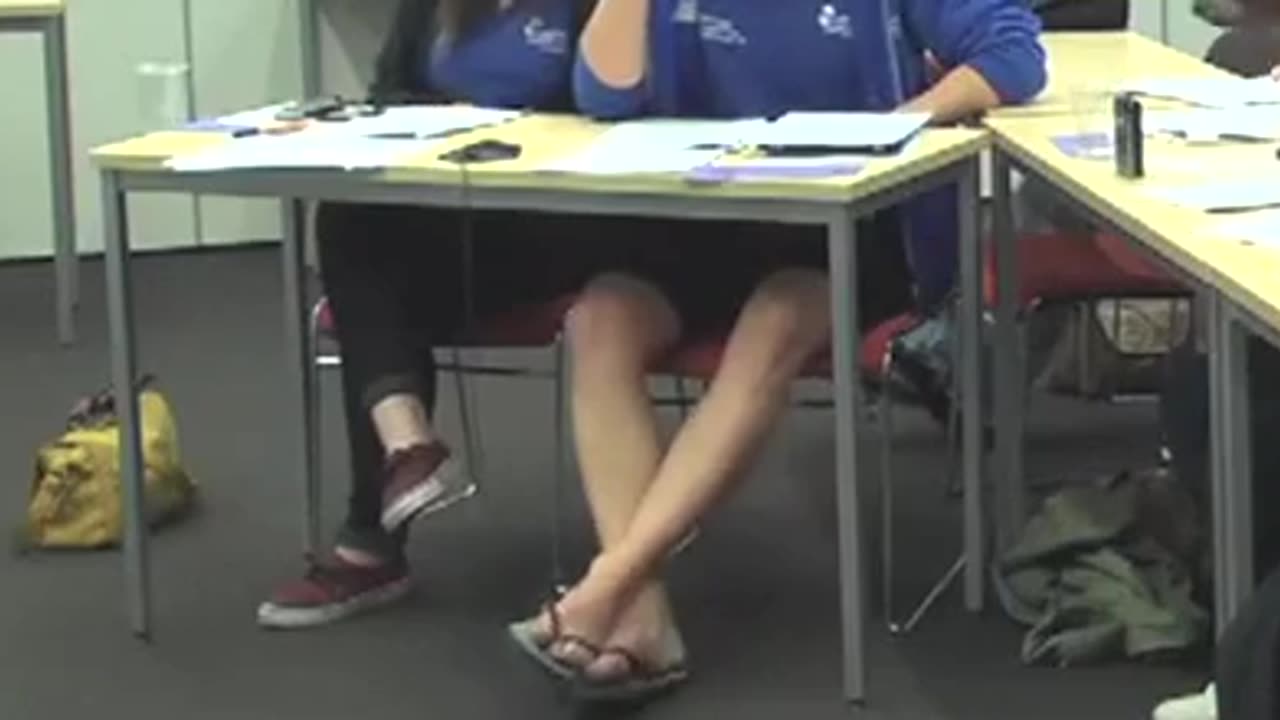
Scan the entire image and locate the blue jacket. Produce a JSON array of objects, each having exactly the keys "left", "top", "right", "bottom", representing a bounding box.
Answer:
[
  {"left": 575, "top": 0, "right": 1046, "bottom": 307},
  {"left": 371, "top": 0, "right": 590, "bottom": 111}
]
